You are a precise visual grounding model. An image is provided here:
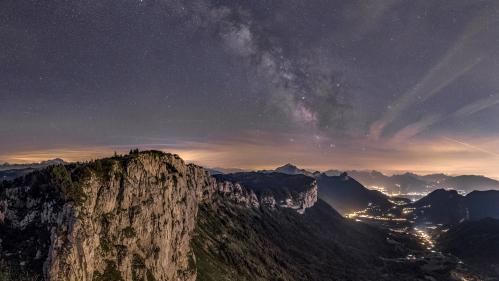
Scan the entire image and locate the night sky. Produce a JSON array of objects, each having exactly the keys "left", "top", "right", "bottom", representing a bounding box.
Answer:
[{"left": 2, "top": 0, "right": 499, "bottom": 177}]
